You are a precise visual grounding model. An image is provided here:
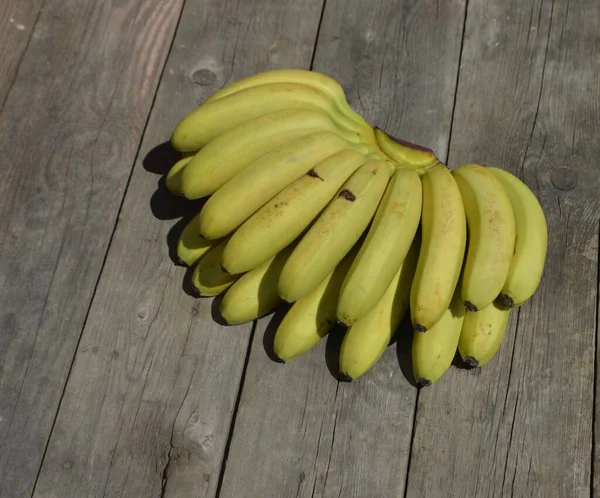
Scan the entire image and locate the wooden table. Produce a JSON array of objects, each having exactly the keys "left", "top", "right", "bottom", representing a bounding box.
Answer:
[{"left": 1, "top": 0, "right": 598, "bottom": 496}]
